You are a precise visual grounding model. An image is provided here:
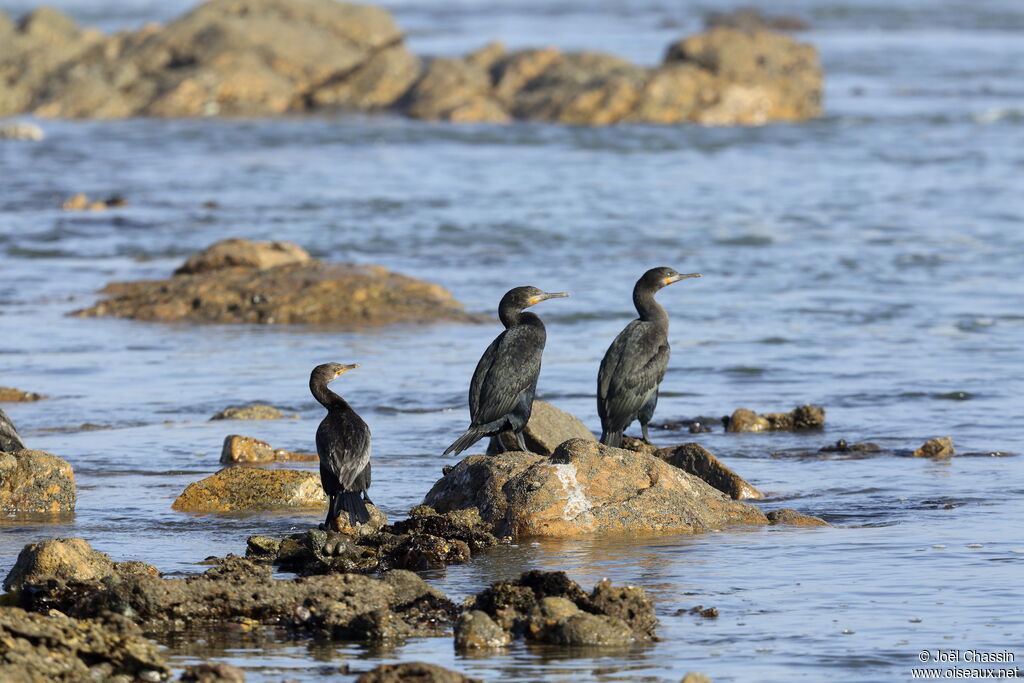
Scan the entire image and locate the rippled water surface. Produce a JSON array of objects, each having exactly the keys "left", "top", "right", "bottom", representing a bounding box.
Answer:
[{"left": 2, "top": 0, "right": 1024, "bottom": 680}]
